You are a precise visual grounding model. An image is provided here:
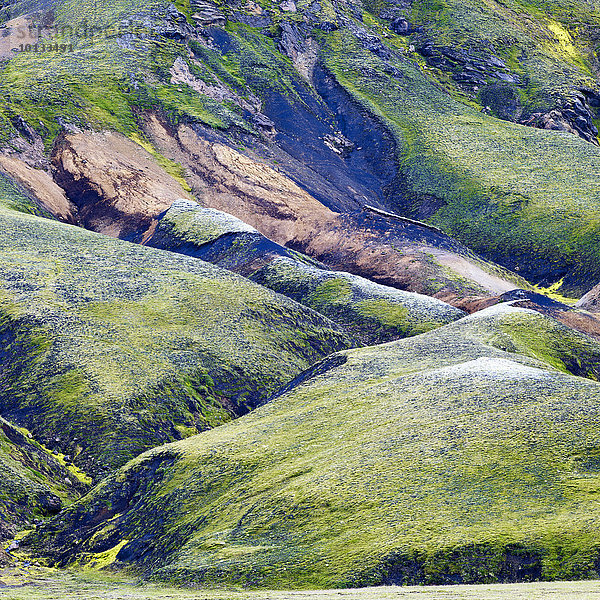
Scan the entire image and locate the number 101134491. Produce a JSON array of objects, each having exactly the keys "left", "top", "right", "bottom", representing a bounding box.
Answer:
[{"left": 17, "top": 43, "right": 73, "bottom": 53}]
